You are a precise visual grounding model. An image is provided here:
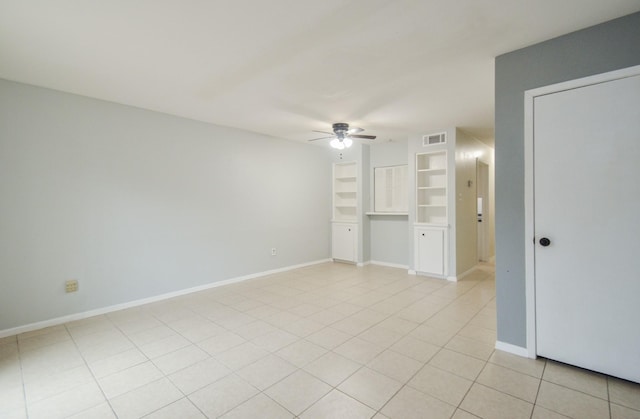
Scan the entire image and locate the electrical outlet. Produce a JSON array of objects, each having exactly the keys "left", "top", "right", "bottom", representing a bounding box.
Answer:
[
  {"left": 271, "top": 248, "right": 277, "bottom": 256},
  {"left": 65, "top": 279, "right": 78, "bottom": 293}
]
